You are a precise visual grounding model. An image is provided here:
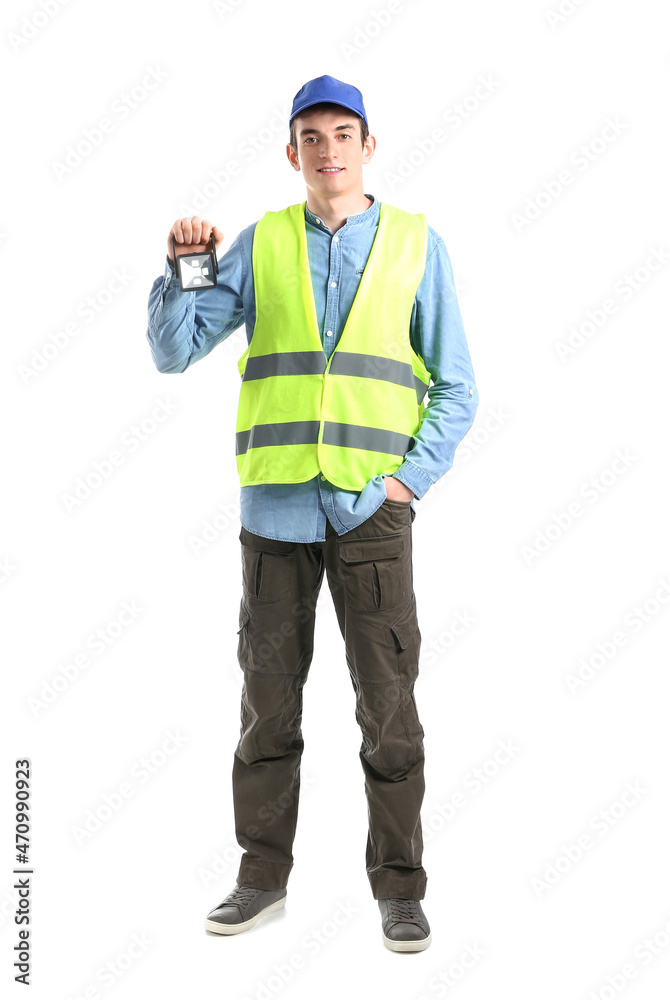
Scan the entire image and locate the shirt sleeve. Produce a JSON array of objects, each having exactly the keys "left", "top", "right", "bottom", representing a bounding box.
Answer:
[
  {"left": 145, "top": 232, "right": 247, "bottom": 373},
  {"left": 392, "top": 228, "right": 479, "bottom": 500}
]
